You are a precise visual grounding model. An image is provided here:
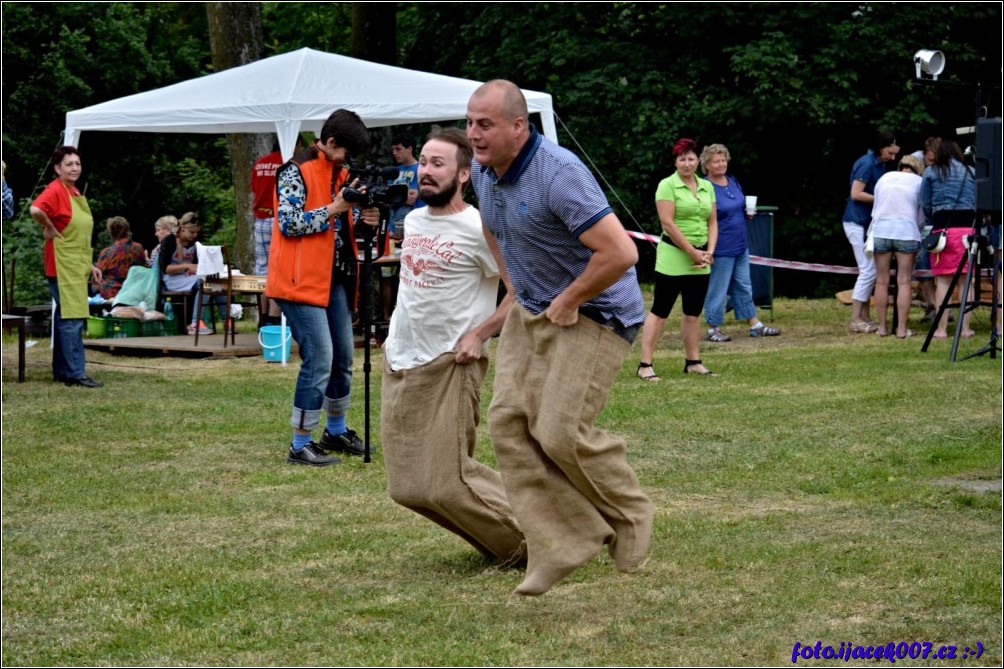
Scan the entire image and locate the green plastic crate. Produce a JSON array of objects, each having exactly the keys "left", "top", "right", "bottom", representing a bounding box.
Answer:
[
  {"left": 106, "top": 317, "right": 139, "bottom": 338},
  {"left": 104, "top": 315, "right": 175, "bottom": 338}
]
